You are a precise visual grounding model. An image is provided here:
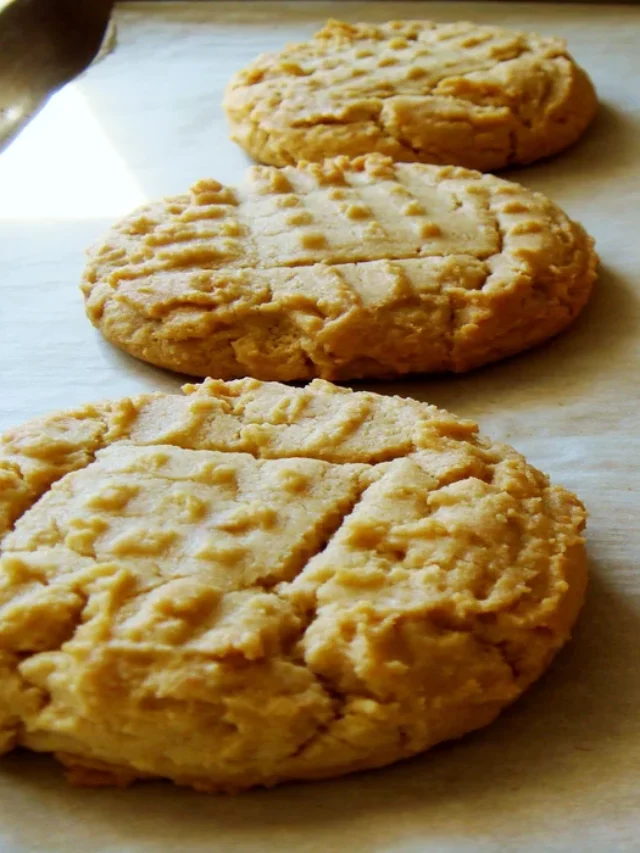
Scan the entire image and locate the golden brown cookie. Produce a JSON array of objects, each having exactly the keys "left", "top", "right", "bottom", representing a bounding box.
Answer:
[
  {"left": 82, "top": 154, "right": 597, "bottom": 382},
  {"left": 224, "top": 19, "right": 597, "bottom": 171},
  {"left": 0, "top": 379, "right": 587, "bottom": 792}
]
